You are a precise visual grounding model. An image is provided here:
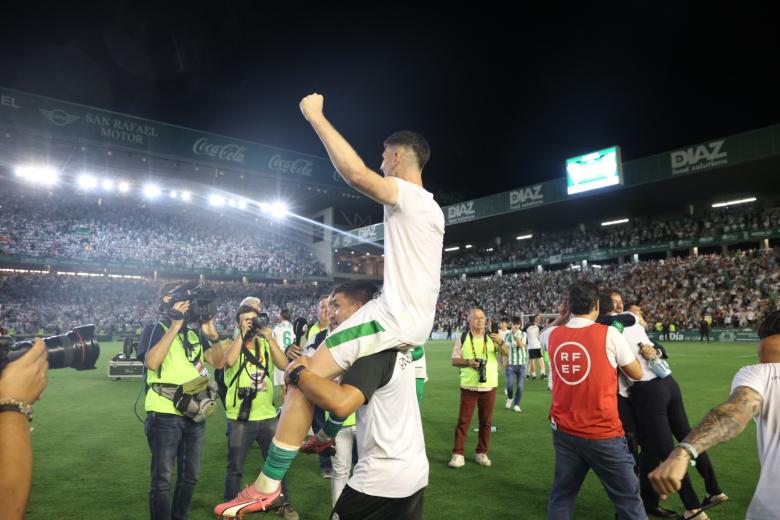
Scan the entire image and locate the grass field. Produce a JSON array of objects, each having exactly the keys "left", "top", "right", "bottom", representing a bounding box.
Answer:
[{"left": 26, "top": 340, "right": 761, "bottom": 519}]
